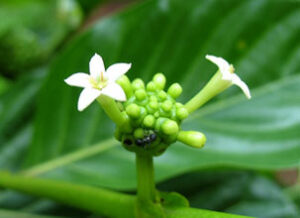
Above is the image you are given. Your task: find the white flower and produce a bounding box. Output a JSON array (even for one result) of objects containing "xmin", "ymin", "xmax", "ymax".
[
  {"xmin": 65, "ymin": 53, "xmax": 131, "ymax": 111},
  {"xmin": 205, "ymin": 55, "xmax": 251, "ymax": 99}
]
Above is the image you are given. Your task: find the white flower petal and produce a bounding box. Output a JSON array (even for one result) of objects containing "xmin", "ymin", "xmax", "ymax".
[
  {"xmin": 64, "ymin": 73, "xmax": 90, "ymax": 88},
  {"xmin": 231, "ymin": 74, "xmax": 251, "ymax": 99},
  {"xmin": 102, "ymin": 83, "xmax": 126, "ymax": 101},
  {"xmin": 205, "ymin": 55, "xmax": 231, "ymax": 77},
  {"xmin": 105, "ymin": 63, "xmax": 131, "ymax": 82},
  {"xmin": 77, "ymin": 88, "xmax": 101, "ymax": 111},
  {"xmin": 89, "ymin": 53, "xmax": 105, "ymax": 79}
]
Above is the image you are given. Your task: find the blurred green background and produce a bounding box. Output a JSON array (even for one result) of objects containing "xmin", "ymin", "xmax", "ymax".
[{"xmin": 0, "ymin": 0, "xmax": 299, "ymax": 217}]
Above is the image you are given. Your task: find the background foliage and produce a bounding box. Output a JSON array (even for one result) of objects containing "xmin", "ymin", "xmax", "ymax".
[{"xmin": 0, "ymin": 0, "xmax": 299, "ymax": 217}]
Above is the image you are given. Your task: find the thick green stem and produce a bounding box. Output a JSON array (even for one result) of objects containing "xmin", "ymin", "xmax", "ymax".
[
  {"xmin": 97, "ymin": 95, "xmax": 126, "ymax": 126},
  {"xmin": 136, "ymin": 154, "xmax": 156, "ymax": 203},
  {"xmin": 0, "ymin": 171, "xmax": 135, "ymax": 218}
]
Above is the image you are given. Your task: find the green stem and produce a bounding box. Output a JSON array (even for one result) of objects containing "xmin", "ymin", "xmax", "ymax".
[
  {"xmin": 97, "ymin": 95, "xmax": 126, "ymax": 127},
  {"xmin": 0, "ymin": 171, "xmax": 135, "ymax": 218},
  {"xmin": 136, "ymin": 153, "xmax": 156, "ymax": 203}
]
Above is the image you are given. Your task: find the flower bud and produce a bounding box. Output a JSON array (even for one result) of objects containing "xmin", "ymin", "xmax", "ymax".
[
  {"xmin": 161, "ymin": 119, "xmax": 179, "ymax": 135},
  {"xmin": 135, "ymin": 89, "xmax": 147, "ymax": 101},
  {"xmin": 126, "ymin": 103, "xmax": 140, "ymax": 119},
  {"xmin": 158, "ymin": 90, "xmax": 167, "ymax": 101},
  {"xmin": 143, "ymin": 115, "xmax": 155, "ymax": 128},
  {"xmin": 153, "ymin": 73, "xmax": 166, "ymax": 90},
  {"xmin": 134, "ymin": 128, "xmax": 144, "ymax": 139},
  {"xmin": 176, "ymin": 107, "xmax": 189, "ymax": 120},
  {"xmin": 162, "ymin": 100, "xmax": 173, "ymax": 112},
  {"xmin": 177, "ymin": 131, "xmax": 206, "ymax": 148},
  {"xmin": 117, "ymin": 75, "xmax": 133, "ymax": 98},
  {"xmin": 168, "ymin": 83, "xmax": 182, "ymax": 99},
  {"xmin": 146, "ymin": 81, "xmax": 157, "ymax": 92},
  {"xmin": 132, "ymin": 78, "xmax": 145, "ymax": 90}
]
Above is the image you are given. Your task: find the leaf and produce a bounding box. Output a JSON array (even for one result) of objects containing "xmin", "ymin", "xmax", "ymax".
[
  {"xmin": 16, "ymin": 0, "xmax": 300, "ymax": 191},
  {"xmin": 0, "ymin": 0, "xmax": 82, "ymax": 77},
  {"xmin": 0, "ymin": 209, "xmax": 61, "ymax": 218},
  {"xmin": 159, "ymin": 171, "xmax": 299, "ymax": 218}
]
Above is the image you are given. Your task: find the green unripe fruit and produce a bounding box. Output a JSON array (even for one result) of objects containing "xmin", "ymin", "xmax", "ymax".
[
  {"xmin": 126, "ymin": 103, "xmax": 140, "ymax": 119},
  {"xmin": 168, "ymin": 83, "xmax": 182, "ymax": 99},
  {"xmin": 146, "ymin": 81, "xmax": 157, "ymax": 92},
  {"xmin": 143, "ymin": 115, "xmax": 155, "ymax": 128},
  {"xmin": 135, "ymin": 89, "xmax": 147, "ymax": 101},
  {"xmin": 153, "ymin": 73, "xmax": 166, "ymax": 90},
  {"xmin": 132, "ymin": 79, "xmax": 145, "ymax": 90},
  {"xmin": 177, "ymin": 131, "xmax": 206, "ymax": 148},
  {"xmin": 176, "ymin": 107, "xmax": 189, "ymax": 120},
  {"xmin": 162, "ymin": 100, "xmax": 173, "ymax": 112},
  {"xmin": 158, "ymin": 90, "xmax": 167, "ymax": 100},
  {"xmin": 134, "ymin": 128, "xmax": 144, "ymax": 139},
  {"xmin": 117, "ymin": 75, "xmax": 133, "ymax": 98},
  {"xmin": 161, "ymin": 120, "xmax": 179, "ymax": 135}
]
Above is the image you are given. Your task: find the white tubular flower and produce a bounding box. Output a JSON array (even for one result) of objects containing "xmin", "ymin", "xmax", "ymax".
[
  {"xmin": 205, "ymin": 55, "xmax": 251, "ymax": 99},
  {"xmin": 65, "ymin": 53, "xmax": 131, "ymax": 111}
]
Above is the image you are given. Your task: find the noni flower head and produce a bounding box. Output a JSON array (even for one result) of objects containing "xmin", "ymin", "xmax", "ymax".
[{"xmin": 65, "ymin": 53, "xmax": 131, "ymax": 111}]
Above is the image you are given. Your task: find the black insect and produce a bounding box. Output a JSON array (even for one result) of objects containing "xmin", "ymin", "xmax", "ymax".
[{"xmin": 135, "ymin": 132, "xmax": 157, "ymax": 147}]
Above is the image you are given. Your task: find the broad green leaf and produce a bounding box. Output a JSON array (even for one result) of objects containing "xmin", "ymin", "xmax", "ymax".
[
  {"xmin": 16, "ymin": 0, "xmax": 300, "ymax": 190},
  {"xmin": 0, "ymin": 0, "xmax": 82, "ymax": 77}
]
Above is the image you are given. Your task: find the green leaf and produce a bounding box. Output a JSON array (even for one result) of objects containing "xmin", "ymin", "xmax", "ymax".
[
  {"xmin": 0, "ymin": 0, "xmax": 82, "ymax": 77},
  {"xmin": 17, "ymin": 0, "xmax": 300, "ymax": 190},
  {"xmin": 0, "ymin": 209, "xmax": 61, "ymax": 218}
]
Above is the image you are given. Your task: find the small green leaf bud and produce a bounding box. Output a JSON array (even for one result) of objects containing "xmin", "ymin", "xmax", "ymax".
[
  {"xmin": 143, "ymin": 115, "xmax": 155, "ymax": 128},
  {"xmin": 146, "ymin": 81, "xmax": 157, "ymax": 92},
  {"xmin": 162, "ymin": 100, "xmax": 173, "ymax": 112},
  {"xmin": 117, "ymin": 75, "xmax": 133, "ymax": 98},
  {"xmin": 132, "ymin": 79, "xmax": 145, "ymax": 90},
  {"xmin": 161, "ymin": 120, "xmax": 179, "ymax": 135},
  {"xmin": 126, "ymin": 103, "xmax": 140, "ymax": 119},
  {"xmin": 168, "ymin": 83, "xmax": 182, "ymax": 99},
  {"xmin": 135, "ymin": 89, "xmax": 147, "ymax": 101},
  {"xmin": 176, "ymin": 107, "xmax": 189, "ymax": 120},
  {"xmin": 158, "ymin": 90, "xmax": 167, "ymax": 100},
  {"xmin": 153, "ymin": 73, "xmax": 166, "ymax": 90},
  {"xmin": 134, "ymin": 128, "xmax": 144, "ymax": 139},
  {"xmin": 177, "ymin": 131, "xmax": 206, "ymax": 148}
]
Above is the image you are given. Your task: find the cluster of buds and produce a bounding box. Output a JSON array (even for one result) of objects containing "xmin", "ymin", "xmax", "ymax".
[
  {"xmin": 115, "ymin": 73, "xmax": 205, "ymax": 156},
  {"xmin": 65, "ymin": 53, "xmax": 251, "ymax": 157}
]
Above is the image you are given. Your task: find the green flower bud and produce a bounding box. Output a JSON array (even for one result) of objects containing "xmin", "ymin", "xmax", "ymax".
[
  {"xmin": 168, "ymin": 83, "xmax": 182, "ymax": 99},
  {"xmin": 175, "ymin": 102, "xmax": 183, "ymax": 108},
  {"xmin": 158, "ymin": 90, "xmax": 167, "ymax": 101},
  {"xmin": 135, "ymin": 89, "xmax": 147, "ymax": 101},
  {"xmin": 146, "ymin": 81, "xmax": 157, "ymax": 92},
  {"xmin": 117, "ymin": 75, "xmax": 133, "ymax": 98},
  {"xmin": 154, "ymin": 111, "xmax": 160, "ymax": 118},
  {"xmin": 153, "ymin": 73, "xmax": 166, "ymax": 90},
  {"xmin": 143, "ymin": 115, "xmax": 155, "ymax": 128},
  {"xmin": 177, "ymin": 131, "xmax": 206, "ymax": 148},
  {"xmin": 176, "ymin": 107, "xmax": 189, "ymax": 120},
  {"xmin": 132, "ymin": 78, "xmax": 145, "ymax": 90},
  {"xmin": 161, "ymin": 119, "xmax": 179, "ymax": 135},
  {"xmin": 149, "ymin": 95, "xmax": 158, "ymax": 102},
  {"xmin": 162, "ymin": 100, "xmax": 173, "ymax": 112},
  {"xmin": 134, "ymin": 128, "xmax": 144, "ymax": 139},
  {"xmin": 149, "ymin": 101, "xmax": 158, "ymax": 110},
  {"xmin": 126, "ymin": 103, "xmax": 140, "ymax": 119}
]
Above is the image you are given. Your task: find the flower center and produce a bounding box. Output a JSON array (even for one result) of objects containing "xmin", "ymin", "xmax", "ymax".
[
  {"xmin": 90, "ymin": 72, "xmax": 108, "ymax": 90},
  {"xmin": 229, "ymin": 65, "xmax": 235, "ymax": 74}
]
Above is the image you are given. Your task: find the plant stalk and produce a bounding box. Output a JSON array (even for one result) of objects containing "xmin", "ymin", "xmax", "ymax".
[{"xmin": 0, "ymin": 171, "xmax": 135, "ymax": 218}]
